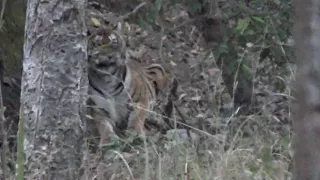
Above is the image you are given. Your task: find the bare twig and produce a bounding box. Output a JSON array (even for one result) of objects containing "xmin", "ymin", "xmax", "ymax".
[
  {"xmin": 167, "ymin": 17, "xmax": 200, "ymax": 34},
  {"xmin": 16, "ymin": 104, "xmax": 25, "ymax": 180},
  {"xmin": 173, "ymin": 103, "xmax": 192, "ymax": 140},
  {"xmin": 159, "ymin": 28, "xmax": 165, "ymax": 62},
  {"xmin": 119, "ymin": 2, "xmax": 147, "ymax": 21},
  {"xmin": 184, "ymin": 161, "xmax": 190, "ymax": 180},
  {"xmin": 0, "ymin": 0, "xmax": 7, "ymax": 30}
]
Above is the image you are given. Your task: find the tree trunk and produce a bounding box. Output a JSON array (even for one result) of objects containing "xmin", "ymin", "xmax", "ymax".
[
  {"xmin": 187, "ymin": 0, "xmax": 253, "ymax": 113},
  {"xmin": 20, "ymin": 0, "xmax": 87, "ymax": 179},
  {"xmin": 293, "ymin": 0, "xmax": 320, "ymax": 179}
]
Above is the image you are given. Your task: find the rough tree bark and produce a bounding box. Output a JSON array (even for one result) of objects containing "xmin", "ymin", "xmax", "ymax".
[
  {"xmin": 21, "ymin": 0, "xmax": 87, "ymax": 179},
  {"xmin": 293, "ymin": 0, "xmax": 320, "ymax": 179}
]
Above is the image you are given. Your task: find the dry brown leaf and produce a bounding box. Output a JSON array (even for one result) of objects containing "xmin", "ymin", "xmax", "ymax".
[
  {"xmin": 190, "ymin": 49, "xmax": 198, "ymax": 54},
  {"xmin": 170, "ymin": 60, "xmax": 177, "ymax": 67},
  {"xmin": 196, "ymin": 114, "xmax": 205, "ymax": 118},
  {"xmin": 191, "ymin": 95, "xmax": 201, "ymax": 101},
  {"xmin": 207, "ymin": 67, "xmax": 220, "ymax": 76},
  {"xmin": 179, "ymin": 93, "xmax": 187, "ymax": 100}
]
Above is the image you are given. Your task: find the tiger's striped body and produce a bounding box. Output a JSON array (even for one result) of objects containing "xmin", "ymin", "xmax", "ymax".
[{"xmin": 87, "ymin": 52, "xmax": 170, "ymax": 145}]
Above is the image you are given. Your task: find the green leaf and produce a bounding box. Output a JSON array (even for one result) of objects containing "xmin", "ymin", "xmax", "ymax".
[
  {"xmin": 137, "ymin": 14, "xmax": 147, "ymax": 30},
  {"xmin": 252, "ymin": 16, "xmax": 265, "ymax": 23},
  {"xmin": 236, "ymin": 17, "xmax": 250, "ymax": 35},
  {"xmin": 187, "ymin": 0, "xmax": 202, "ymax": 14},
  {"xmin": 90, "ymin": 17, "xmax": 101, "ymax": 27},
  {"xmin": 225, "ymin": 59, "xmax": 239, "ymax": 74},
  {"xmin": 260, "ymin": 146, "xmax": 273, "ymax": 169},
  {"xmin": 146, "ymin": 7, "xmax": 157, "ymax": 24},
  {"xmin": 155, "ymin": 0, "xmax": 162, "ymax": 11}
]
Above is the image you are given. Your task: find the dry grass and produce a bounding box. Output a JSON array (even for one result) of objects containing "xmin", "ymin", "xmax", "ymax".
[{"xmin": 81, "ymin": 112, "xmax": 292, "ymax": 180}]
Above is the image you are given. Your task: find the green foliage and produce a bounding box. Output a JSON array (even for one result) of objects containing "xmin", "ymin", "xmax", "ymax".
[
  {"xmin": 221, "ymin": 0, "xmax": 293, "ymax": 66},
  {"xmin": 236, "ymin": 17, "xmax": 251, "ymax": 35},
  {"xmin": 133, "ymin": 0, "xmax": 202, "ymax": 31},
  {"xmin": 132, "ymin": 0, "xmax": 293, "ymax": 71},
  {"xmin": 208, "ymin": 0, "xmax": 293, "ymax": 102},
  {"xmin": 185, "ymin": 0, "xmax": 202, "ymax": 15}
]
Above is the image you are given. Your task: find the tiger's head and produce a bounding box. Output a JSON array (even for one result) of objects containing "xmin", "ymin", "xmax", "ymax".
[
  {"xmin": 88, "ymin": 29, "xmax": 129, "ymax": 97},
  {"xmin": 88, "ymin": 30, "xmax": 127, "ymax": 66}
]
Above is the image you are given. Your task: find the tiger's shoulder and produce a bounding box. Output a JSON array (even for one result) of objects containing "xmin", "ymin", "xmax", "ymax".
[{"xmin": 126, "ymin": 60, "xmax": 172, "ymax": 101}]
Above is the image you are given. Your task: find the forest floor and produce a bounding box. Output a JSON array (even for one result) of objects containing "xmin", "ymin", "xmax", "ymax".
[
  {"xmin": 1, "ymin": 1, "xmax": 293, "ymax": 180},
  {"xmin": 80, "ymin": 2, "xmax": 293, "ymax": 180}
]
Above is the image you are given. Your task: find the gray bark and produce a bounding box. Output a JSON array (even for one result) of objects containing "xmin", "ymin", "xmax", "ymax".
[
  {"xmin": 21, "ymin": 0, "xmax": 87, "ymax": 179},
  {"xmin": 293, "ymin": 0, "xmax": 320, "ymax": 179}
]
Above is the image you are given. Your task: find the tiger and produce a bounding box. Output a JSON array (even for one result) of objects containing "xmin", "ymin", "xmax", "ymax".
[{"xmin": 87, "ymin": 32, "xmax": 173, "ymax": 146}]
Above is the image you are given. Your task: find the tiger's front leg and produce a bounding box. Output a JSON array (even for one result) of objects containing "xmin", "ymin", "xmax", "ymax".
[
  {"xmin": 127, "ymin": 101, "xmax": 149, "ymax": 135},
  {"xmin": 89, "ymin": 108, "xmax": 118, "ymax": 147}
]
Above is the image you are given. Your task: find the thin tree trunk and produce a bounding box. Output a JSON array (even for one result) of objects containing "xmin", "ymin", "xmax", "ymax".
[
  {"xmin": 0, "ymin": 60, "xmax": 9, "ymax": 179},
  {"xmin": 186, "ymin": 0, "xmax": 253, "ymax": 113},
  {"xmin": 293, "ymin": 0, "xmax": 320, "ymax": 179},
  {"xmin": 21, "ymin": 0, "xmax": 88, "ymax": 179}
]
